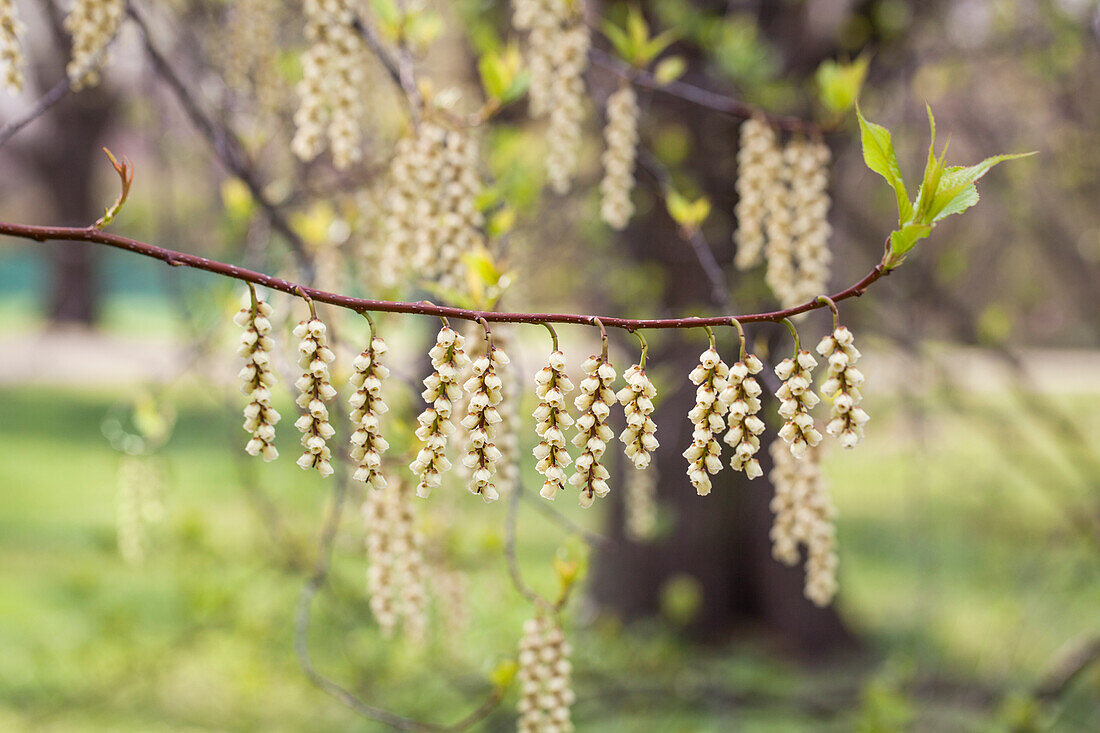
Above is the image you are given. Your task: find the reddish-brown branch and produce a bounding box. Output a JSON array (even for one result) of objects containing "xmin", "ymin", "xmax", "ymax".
[{"xmin": 0, "ymin": 221, "xmax": 888, "ymax": 329}]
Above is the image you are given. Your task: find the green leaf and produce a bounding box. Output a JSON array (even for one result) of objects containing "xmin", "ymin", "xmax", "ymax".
[
  {"xmin": 500, "ymin": 69, "xmax": 530, "ymax": 105},
  {"xmin": 885, "ymin": 223, "xmax": 932, "ymax": 269},
  {"xmin": 602, "ymin": 21, "xmax": 633, "ymax": 63},
  {"xmin": 478, "ymin": 53, "xmax": 509, "ymax": 101},
  {"xmin": 666, "ymin": 190, "xmax": 710, "ymax": 230},
  {"xmin": 653, "ymin": 56, "xmax": 687, "ymax": 85},
  {"xmin": 930, "ymin": 183, "xmax": 979, "ymax": 223},
  {"xmin": 815, "ymin": 53, "xmax": 870, "ymax": 114},
  {"xmin": 926, "ymin": 152, "xmax": 1036, "ymax": 223},
  {"xmin": 626, "ymin": 7, "xmax": 650, "ymax": 57},
  {"xmin": 913, "ymin": 105, "xmax": 948, "ymax": 224},
  {"xmin": 856, "ymin": 106, "xmax": 912, "ymax": 225},
  {"xmin": 641, "ymin": 29, "xmax": 679, "ymax": 65}
]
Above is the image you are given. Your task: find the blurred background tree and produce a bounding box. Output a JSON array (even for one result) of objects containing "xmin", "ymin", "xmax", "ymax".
[{"xmin": 0, "ymin": 0, "xmax": 1097, "ymax": 730}]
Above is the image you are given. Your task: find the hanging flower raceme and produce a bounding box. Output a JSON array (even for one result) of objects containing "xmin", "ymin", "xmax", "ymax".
[
  {"xmin": 363, "ymin": 480, "xmax": 428, "ymax": 639},
  {"xmin": 600, "ymin": 82, "xmax": 639, "ymax": 230},
  {"xmin": 460, "ymin": 331, "xmax": 510, "ymax": 503},
  {"xmin": 625, "ymin": 466, "xmax": 658, "ymax": 542},
  {"xmin": 291, "ymin": 0, "xmax": 369, "ymax": 168},
  {"xmin": 64, "ymin": 0, "xmax": 123, "ymax": 89},
  {"xmin": 533, "ymin": 349, "xmax": 575, "ymax": 500},
  {"xmin": 569, "ymin": 352, "xmax": 616, "ymax": 507},
  {"xmin": 817, "ymin": 325, "xmax": 869, "ymax": 448},
  {"xmin": 410, "ymin": 325, "xmax": 470, "ymax": 498},
  {"xmin": 235, "ymin": 292, "xmax": 280, "ymax": 461},
  {"xmin": 516, "ymin": 615, "xmax": 575, "ymax": 733},
  {"xmin": 293, "ymin": 314, "xmax": 337, "ymax": 476},
  {"xmin": 774, "ymin": 335, "xmax": 822, "ymax": 459},
  {"xmin": 720, "ymin": 348, "xmax": 766, "ymax": 479},
  {"xmin": 1, "ymin": 0, "xmax": 26, "ymax": 94},
  {"xmin": 734, "ymin": 116, "xmax": 780, "ymax": 270},
  {"xmin": 617, "ymin": 360, "xmax": 658, "ymax": 470},
  {"xmin": 683, "ymin": 344, "xmax": 730, "ymax": 495},
  {"xmin": 768, "ymin": 442, "xmax": 838, "ymax": 607},
  {"xmin": 763, "ymin": 142, "xmax": 798, "ymax": 307},
  {"xmin": 787, "ymin": 138, "xmax": 833, "ymax": 304},
  {"xmin": 545, "ymin": 20, "xmax": 590, "ymax": 194},
  {"xmin": 349, "ymin": 333, "xmax": 390, "ymax": 488}
]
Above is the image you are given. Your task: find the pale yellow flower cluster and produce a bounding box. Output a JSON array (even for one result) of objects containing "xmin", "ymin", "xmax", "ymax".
[
  {"xmin": 768, "ymin": 442, "xmax": 838, "ymax": 607},
  {"xmin": 720, "ymin": 354, "xmax": 766, "ymax": 478},
  {"xmin": 817, "ymin": 326, "xmax": 869, "ymax": 448},
  {"xmin": 293, "ymin": 317, "xmax": 337, "ymax": 476},
  {"xmin": 516, "ymin": 616, "xmax": 575, "ymax": 733},
  {"xmin": 733, "ymin": 117, "xmax": 778, "ymax": 270},
  {"xmin": 409, "ymin": 326, "xmax": 470, "ymax": 498},
  {"xmin": 349, "ymin": 336, "xmax": 390, "ymax": 488},
  {"xmin": 363, "ymin": 480, "xmax": 428, "ymax": 639},
  {"xmin": 624, "ymin": 466, "xmax": 658, "ymax": 542},
  {"xmin": 600, "ymin": 83, "xmax": 639, "ymax": 229},
  {"xmin": 513, "ymin": 0, "xmax": 590, "ymax": 194},
  {"xmin": 220, "ymin": 0, "xmax": 282, "ymax": 114},
  {"xmin": 115, "ymin": 456, "xmax": 164, "ymax": 566},
  {"xmin": 617, "ymin": 362, "xmax": 658, "ymax": 469},
  {"xmin": 235, "ymin": 296, "xmax": 280, "ymax": 461},
  {"xmin": 570, "ymin": 355, "xmax": 616, "ymax": 507},
  {"xmin": 683, "ymin": 347, "xmax": 730, "ymax": 495},
  {"xmin": 533, "ymin": 350, "xmax": 575, "ymax": 500},
  {"xmin": 64, "ymin": 0, "xmax": 123, "ymax": 89},
  {"xmin": 774, "ymin": 349, "xmax": 822, "ymax": 459},
  {"xmin": 460, "ymin": 341, "xmax": 510, "ymax": 502},
  {"xmin": 292, "ymin": 0, "xmax": 370, "ymax": 169},
  {"xmin": 1, "ymin": 0, "xmax": 25, "ymax": 94},
  {"xmin": 734, "ymin": 118, "xmax": 834, "ymax": 308},
  {"xmin": 381, "ymin": 122, "xmax": 486, "ymax": 289}
]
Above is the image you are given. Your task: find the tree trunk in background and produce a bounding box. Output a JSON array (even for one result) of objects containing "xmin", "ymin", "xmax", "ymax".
[
  {"xmin": 23, "ymin": 1, "xmax": 118, "ymax": 325},
  {"xmin": 590, "ymin": 0, "xmax": 862, "ymax": 656}
]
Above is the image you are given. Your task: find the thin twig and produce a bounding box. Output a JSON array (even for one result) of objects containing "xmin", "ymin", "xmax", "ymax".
[
  {"xmin": 0, "ymin": 220, "xmax": 890, "ymax": 329},
  {"xmin": 589, "ymin": 47, "xmax": 823, "ymax": 135},
  {"xmin": 125, "ymin": 1, "xmax": 312, "ymax": 272}
]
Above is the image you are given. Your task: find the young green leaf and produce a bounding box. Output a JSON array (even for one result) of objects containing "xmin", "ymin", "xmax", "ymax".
[
  {"xmin": 666, "ymin": 189, "xmax": 710, "ymax": 231},
  {"xmin": 653, "ymin": 56, "xmax": 687, "ymax": 85},
  {"xmin": 856, "ymin": 106, "xmax": 913, "ymax": 225},
  {"xmin": 815, "ymin": 53, "xmax": 870, "ymax": 115},
  {"xmin": 885, "ymin": 223, "xmax": 932, "ymax": 269},
  {"xmin": 912, "ymin": 105, "xmax": 949, "ymax": 224},
  {"xmin": 602, "ymin": 21, "xmax": 634, "ymax": 64},
  {"xmin": 926, "ymin": 152, "xmax": 1036, "ymax": 223}
]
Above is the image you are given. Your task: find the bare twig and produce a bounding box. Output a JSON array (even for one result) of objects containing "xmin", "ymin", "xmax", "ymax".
[
  {"xmin": 125, "ymin": 1, "xmax": 312, "ymax": 272},
  {"xmin": 0, "ymin": 219, "xmax": 890, "ymax": 330}
]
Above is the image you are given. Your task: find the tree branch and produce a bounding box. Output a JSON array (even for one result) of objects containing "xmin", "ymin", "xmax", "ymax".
[{"xmin": 0, "ymin": 220, "xmax": 889, "ymax": 331}]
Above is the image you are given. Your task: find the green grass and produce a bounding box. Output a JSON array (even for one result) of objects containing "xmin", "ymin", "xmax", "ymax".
[{"xmin": 0, "ymin": 386, "xmax": 1097, "ymax": 731}]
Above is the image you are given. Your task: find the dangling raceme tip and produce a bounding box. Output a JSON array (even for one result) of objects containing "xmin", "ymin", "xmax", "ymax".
[
  {"xmin": 683, "ymin": 327, "xmax": 731, "ymax": 495},
  {"xmin": 293, "ymin": 291, "xmax": 337, "ymax": 477}
]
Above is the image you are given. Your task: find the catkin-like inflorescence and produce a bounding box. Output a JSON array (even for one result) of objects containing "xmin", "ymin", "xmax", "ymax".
[
  {"xmin": 460, "ymin": 342, "xmax": 510, "ymax": 503},
  {"xmin": 683, "ymin": 348, "xmax": 730, "ymax": 496},
  {"xmin": 219, "ymin": 0, "xmax": 283, "ymax": 114},
  {"xmin": 380, "ymin": 123, "xmax": 486, "ymax": 289},
  {"xmin": 720, "ymin": 354, "xmax": 766, "ymax": 478},
  {"xmin": 349, "ymin": 336, "xmax": 390, "ymax": 488},
  {"xmin": 774, "ymin": 349, "xmax": 822, "ymax": 459},
  {"xmin": 362, "ymin": 480, "xmax": 428, "ymax": 639},
  {"xmin": 569, "ymin": 354, "xmax": 616, "ymax": 508},
  {"xmin": 410, "ymin": 326, "xmax": 470, "ymax": 498},
  {"xmin": 600, "ymin": 83, "xmax": 639, "ymax": 229},
  {"xmin": 545, "ymin": 22, "xmax": 590, "ymax": 194},
  {"xmin": 616, "ymin": 363, "xmax": 658, "ymax": 469},
  {"xmin": 817, "ymin": 326, "xmax": 869, "ymax": 449},
  {"xmin": 768, "ymin": 442, "xmax": 838, "ymax": 606},
  {"xmin": 625, "ymin": 466, "xmax": 658, "ymax": 542},
  {"xmin": 533, "ymin": 350, "xmax": 575, "ymax": 500},
  {"xmin": 734, "ymin": 117, "xmax": 780, "ymax": 270},
  {"xmin": 292, "ymin": 0, "xmax": 370, "ymax": 168},
  {"xmin": 235, "ymin": 296, "xmax": 280, "ymax": 461},
  {"xmin": 293, "ymin": 317, "xmax": 337, "ymax": 476},
  {"xmin": 516, "ymin": 616, "xmax": 575, "ymax": 733},
  {"xmin": 512, "ymin": 0, "xmax": 558, "ymax": 117},
  {"xmin": 1, "ymin": 0, "xmax": 25, "ymax": 94},
  {"xmin": 763, "ymin": 142, "xmax": 799, "ymax": 307},
  {"xmin": 786, "ymin": 138, "xmax": 833, "ymax": 304},
  {"xmin": 64, "ymin": 0, "xmax": 123, "ymax": 89}
]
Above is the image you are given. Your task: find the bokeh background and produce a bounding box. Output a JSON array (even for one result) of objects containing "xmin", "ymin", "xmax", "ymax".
[{"xmin": 1, "ymin": 0, "xmax": 1099, "ymax": 731}]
